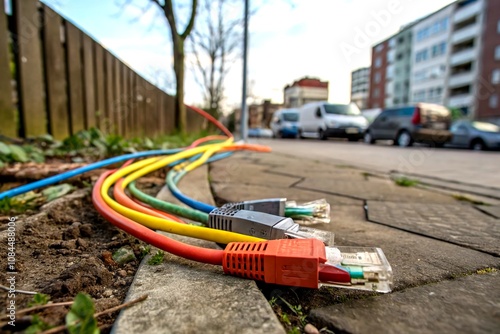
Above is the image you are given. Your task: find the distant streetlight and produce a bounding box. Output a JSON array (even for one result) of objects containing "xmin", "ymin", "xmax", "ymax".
[{"xmin": 240, "ymin": 0, "xmax": 249, "ymax": 141}]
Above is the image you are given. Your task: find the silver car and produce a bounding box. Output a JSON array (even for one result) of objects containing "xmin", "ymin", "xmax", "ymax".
[{"xmin": 450, "ymin": 120, "xmax": 500, "ymax": 151}]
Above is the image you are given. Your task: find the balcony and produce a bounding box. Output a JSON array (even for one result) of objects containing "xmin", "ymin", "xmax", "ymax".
[
  {"xmin": 448, "ymin": 71, "xmax": 476, "ymax": 88},
  {"xmin": 453, "ymin": 0, "xmax": 482, "ymax": 24},
  {"xmin": 448, "ymin": 94, "xmax": 474, "ymax": 107},
  {"xmin": 451, "ymin": 47, "xmax": 478, "ymax": 65},
  {"xmin": 451, "ymin": 23, "xmax": 480, "ymax": 44}
]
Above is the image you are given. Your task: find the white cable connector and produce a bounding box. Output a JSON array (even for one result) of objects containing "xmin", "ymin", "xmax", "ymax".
[
  {"xmin": 209, "ymin": 207, "xmax": 334, "ymax": 245},
  {"xmin": 222, "ymin": 198, "xmax": 331, "ymax": 224}
]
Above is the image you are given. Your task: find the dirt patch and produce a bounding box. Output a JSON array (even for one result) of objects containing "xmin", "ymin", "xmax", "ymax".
[{"xmin": 0, "ymin": 180, "xmax": 164, "ymax": 333}]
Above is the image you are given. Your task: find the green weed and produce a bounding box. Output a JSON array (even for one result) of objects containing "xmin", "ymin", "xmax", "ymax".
[
  {"xmin": 147, "ymin": 251, "xmax": 165, "ymax": 265},
  {"xmin": 394, "ymin": 177, "xmax": 419, "ymax": 187}
]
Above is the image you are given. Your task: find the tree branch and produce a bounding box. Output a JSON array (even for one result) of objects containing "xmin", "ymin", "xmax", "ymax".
[{"xmin": 180, "ymin": 0, "xmax": 198, "ymax": 39}]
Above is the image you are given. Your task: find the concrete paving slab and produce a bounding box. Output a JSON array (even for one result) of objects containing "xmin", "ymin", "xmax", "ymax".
[
  {"xmin": 112, "ymin": 233, "xmax": 284, "ymax": 334},
  {"xmin": 310, "ymin": 205, "xmax": 500, "ymax": 290},
  {"xmin": 112, "ymin": 166, "xmax": 285, "ymax": 334},
  {"xmin": 296, "ymin": 177, "xmax": 457, "ymax": 203},
  {"xmin": 393, "ymin": 172, "xmax": 500, "ymax": 200},
  {"xmin": 233, "ymin": 152, "xmax": 368, "ymax": 179},
  {"xmin": 367, "ymin": 201, "xmax": 500, "ymax": 256},
  {"xmin": 477, "ymin": 205, "xmax": 500, "ymax": 219},
  {"xmin": 210, "ymin": 182, "xmax": 362, "ymax": 206},
  {"xmin": 210, "ymin": 161, "xmax": 302, "ymax": 188},
  {"xmin": 309, "ymin": 271, "xmax": 500, "ymax": 334}
]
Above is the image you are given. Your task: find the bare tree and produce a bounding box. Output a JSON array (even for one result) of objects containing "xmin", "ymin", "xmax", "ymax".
[
  {"xmin": 148, "ymin": 0, "xmax": 197, "ymax": 134},
  {"xmin": 187, "ymin": 0, "xmax": 242, "ymax": 119}
]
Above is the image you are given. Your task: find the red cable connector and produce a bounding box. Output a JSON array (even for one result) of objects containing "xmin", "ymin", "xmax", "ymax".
[
  {"xmin": 222, "ymin": 238, "xmax": 326, "ymax": 289},
  {"xmin": 222, "ymin": 239, "xmax": 393, "ymax": 292}
]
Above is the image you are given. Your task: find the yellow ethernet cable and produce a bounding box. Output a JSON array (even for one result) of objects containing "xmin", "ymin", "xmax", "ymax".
[{"xmin": 100, "ymin": 142, "xmax": 264, "ymax": 244}]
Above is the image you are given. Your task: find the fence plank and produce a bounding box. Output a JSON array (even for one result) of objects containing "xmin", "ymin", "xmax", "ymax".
[
  {"xmin": 66, "ymin": 22, "xmax": 85, "ymax": 134},
  {"xmin": 82, "ymin": 35, "xmax": 96, "ymax": 129},
  {"xmin": 136, "ymin": 76, "xmax": 145, "ymax": 137},
  {"xmin": 158, "ymin": 89, "xmax": 165, "ymax": 136},
  {"xmin": 130, "ymin": 71, "xmax": 137, "ymax": 137},
  {"xmin": 14, "ymin": 0, "xmax": 46, "ymax": 137},
  {"xmin": 121, "ymin": 63, "xmax": 129, "ymax": 137},
  {"xmin": 0, "ymin": 0, "xmax": 16, "ymax": 137},
  {"xmin": 113, "ymin": 58, "xmax": 122, "ymax": 135},
  {"xmin": 42, "ymin": 5, "xmax": 69, "ymax": 140},
  {"xmin": 94, "ymin": 44, "xmax": 105, "ymax": 129},
  {"xmin": 164, "ymin": 94, "xmax": 175, "ymax": 134},
  {"xmin": 146, "ymin": 82, "xmax": 156, "ymax": 137},
  {"xmin": 105, "ymin": 50, "xmax": 114, "ymax": 134}
]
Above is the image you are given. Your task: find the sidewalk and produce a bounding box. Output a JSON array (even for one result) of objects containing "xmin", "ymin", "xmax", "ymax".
[
  {"xmin": 113, "ymin": 151, "xmax": 500, "ymax": 333},
  {"xmin": 209, "ymin": 151, "xmax": 500, "ymax": 333}
]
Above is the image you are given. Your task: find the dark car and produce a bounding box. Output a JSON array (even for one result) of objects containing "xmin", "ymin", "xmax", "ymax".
[
  {"xmin": 363, "ymin": 103, "xmax": 452, "ymax": 147},
  {"xmin": 449, "ymin": 120, "xmax": 500, "ymax": 151}
]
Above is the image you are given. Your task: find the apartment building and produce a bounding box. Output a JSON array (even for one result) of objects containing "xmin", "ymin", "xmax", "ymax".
[
  {"xmin": 368, "ymin": 0, "xmax": 500, "ymax": 123},
  {"xmin": 367, "ymin": 40, "xmax": 389, "ymax": 108},
  {"xmin": 283, "ymin": 77, "xmax": 329, "ymax": 108},
  {"xmin": 390, "ymin": 28, "xmax": 413, "ymax": 106},
  {"xmin": 410, "ymin": 5, "xmax": 454, "ymax": 106},
  {"xmin": 350, "ymin": 67, "xmax": 370, "ymax": 109},
  {"xmin": 470, "ymin": 0, "xmax": 500, "ymax": 122}
]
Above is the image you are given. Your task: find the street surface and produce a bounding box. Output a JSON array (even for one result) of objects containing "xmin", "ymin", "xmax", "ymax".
[{"xmin": 252, "ymin": 138, "xmax": 500, "ymax": 189}]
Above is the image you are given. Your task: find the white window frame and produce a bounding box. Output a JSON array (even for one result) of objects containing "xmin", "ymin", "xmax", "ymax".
[
  {"xmin": 492, "ymin": 69, "xmax": 500, "ymax": 85},
  {"xmin": 495, "ymin": 46, "xmax": 500, "ymax": 61},
  {"xmin": 490, "ymin": 95, "xmax": 498, "ymax": 108}
]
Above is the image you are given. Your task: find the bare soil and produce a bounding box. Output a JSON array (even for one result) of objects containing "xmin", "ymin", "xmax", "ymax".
[{"xmin": 0, "ymin": 176, "xmax": 165, "ymax": 333}]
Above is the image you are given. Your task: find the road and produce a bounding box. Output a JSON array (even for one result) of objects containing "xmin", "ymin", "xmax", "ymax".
[{"xmin": 251, "ymin": 138, "xmax": 500, "ymax": 190}]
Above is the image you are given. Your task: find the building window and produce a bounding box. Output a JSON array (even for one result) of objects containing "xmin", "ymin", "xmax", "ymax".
[
  {"xmin": 375, "ymin": 72, "xmax": 381, "ymax": 83},
  {"xmin": 490, "ymin": 95, "xmax": 498, "ymax": 108},
  {"xmin": 495, "ymin": 46, "xmax": 500, "ymax": 60},
  {"xmin": 375, "ymin": 57, "xmax": 382, "ymax": 68},
  {"xmin": 375, "ymin": 44, "xmax": 384, "ymax": 53},
  {"xmin": 492, "ymin": 69, "xmax": 500, "ymax": 84},
  {"xmin": 498, "ymin": 20, "xmax": 500, "ymax": 34},
  {"xmin": 416, "ymin": 49, "xmax": 429, "ymax": 63},
  {"xmin": 432, "ymin": 42, "xmax": 447, "ymax": 58},
  {"xmin": 373, "ymin": 88, "xmax": 380, "ymax": 98}
]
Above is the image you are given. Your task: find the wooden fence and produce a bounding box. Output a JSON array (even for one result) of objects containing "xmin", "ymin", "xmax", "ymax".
[{"xmin": 0, "ymin": 0, "xmax": 204, "ymax": 139}]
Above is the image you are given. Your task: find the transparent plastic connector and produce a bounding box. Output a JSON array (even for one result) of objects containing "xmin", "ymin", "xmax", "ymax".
[
  {"xmin": 209, "ymin": 207, "xmax": 334, "ymax": 245},
  {"xmin": 319, "ymin": 246, "xmax": 393, "ymax": 293},
  {"xmin": 285, "ymin": 225, "xmax": 334, "ymax": 246},
  {"xmin": 285, "ymin": 199, "xmax": 331, "ymax": 225}
]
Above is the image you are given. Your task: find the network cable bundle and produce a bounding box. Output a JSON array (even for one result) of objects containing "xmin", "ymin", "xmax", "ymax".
[{"xmin": 0, "ymin": 105, "xmax": 393, "ymax": 293}]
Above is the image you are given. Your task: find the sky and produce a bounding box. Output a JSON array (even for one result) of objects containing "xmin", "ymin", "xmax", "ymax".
[{"xmin": 30, "ymin": 0, "xmax": 457, "ymax": 113}]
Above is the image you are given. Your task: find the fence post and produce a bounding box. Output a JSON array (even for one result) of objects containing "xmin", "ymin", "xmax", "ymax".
[
  {"xmin": 0, "ymin": 0, "xmax": 16, "ymax": 137},
  {"xmin": 43, "ymin": 5, "xmax": 69, "ymax": 140},
  {"xmin": 13, "ymin": 0, "xmax": 46, "ymax": 137},
  {"xmin": 82, "ymin": 34, "xmax": 96, "ymax": 129},
  {"xmin": 65, "ymin": 22, "xmax": 85, "ymax": 134}
]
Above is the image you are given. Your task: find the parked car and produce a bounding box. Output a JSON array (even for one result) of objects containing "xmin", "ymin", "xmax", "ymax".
[
  {"xmin": 361, "ymin": 108, "xmax": 382, "ymax": 124},
  {"xmin": 297, "ymin": 102, "xmax": 368, "ymax": 141},
  {"xmin": 449, "ymin": 120, "xmax": 500, "ymax": 151},
  {"xmin": 270, "ymin": 108, "xmax": 299, "ymax": 138},
  {"xmin": 247, "ymin": 128, "xmax": 273, "ymax": 138},
  {"xmin": 363, "ymin": 103, "xmax": 452, "ymax": 147}
]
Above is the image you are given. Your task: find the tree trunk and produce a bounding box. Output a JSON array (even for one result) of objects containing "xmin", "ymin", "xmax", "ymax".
[{"xmin": 173, "ymin": 37, "xmax": 187, "ymax": 134}]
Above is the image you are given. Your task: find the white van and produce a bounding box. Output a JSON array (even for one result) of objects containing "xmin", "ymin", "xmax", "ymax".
[
  {"xmin": 270, "ymin": 108, "xmax": 299, "ymax": 138},
  {"xmin": 297, "ymin": 102, "xmax": 368, "ymax": 141}
]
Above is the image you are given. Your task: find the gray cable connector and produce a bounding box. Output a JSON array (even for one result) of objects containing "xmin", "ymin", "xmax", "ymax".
[
  {"xmin": 209, "ymin": 207, "xmax": 334, "ymax": 245},
  {"xmin": 222, "ymin": 198, "xmax": 286, "ymax": 216}
]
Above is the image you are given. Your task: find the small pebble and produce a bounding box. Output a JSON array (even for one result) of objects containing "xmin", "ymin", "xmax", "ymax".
[
  {"xmin": 103, "ymin": 289, "xmax": 113, "ymax": 298},
  {"xmin": 304, "ymin": 323, "xmax": 319, "ymax": 334},
  {"xmin": 118, "ymin": 269, "xmax": 127, "ymax": 277}
]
